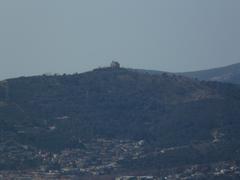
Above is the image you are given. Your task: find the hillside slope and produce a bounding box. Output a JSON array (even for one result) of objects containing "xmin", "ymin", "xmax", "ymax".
[
  {"xmin": 1, "ymin": 67, "xmax": 240, "ymax": 176},
  {"xmin": 134, "ymin": 63, "xmax": 240, "ymax": 84},
  {"xmin": 181, "ymin": 63, "xmax": 240, "ymax": 84}
]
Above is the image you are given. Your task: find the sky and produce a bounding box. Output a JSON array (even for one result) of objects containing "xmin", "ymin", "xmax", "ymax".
[{"xmin": 0, "ymin": 0, "xmax": 240, "ymax": 80}]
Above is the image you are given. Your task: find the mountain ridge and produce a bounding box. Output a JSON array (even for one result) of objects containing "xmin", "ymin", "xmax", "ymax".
[
  {"xmin": 131, "ymin": 62, "xmax": 240, "ymax": 84},
  {"xmin": 180, "ymin": 62, "xmax": 240, "ymax": 84}
]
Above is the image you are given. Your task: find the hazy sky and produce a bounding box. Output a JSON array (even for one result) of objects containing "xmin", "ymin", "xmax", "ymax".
[{"xmin": 0, "ymin": 0, "xmax": 240, "ymax": 80}]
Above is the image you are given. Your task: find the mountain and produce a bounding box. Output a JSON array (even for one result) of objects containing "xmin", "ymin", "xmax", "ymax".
[
  {"xmin": 133, "ymin": 63, "xmax": 240, "ymax": 84},
  {"xmin": 180, "ymin": 63, "xmax": 240, "ymax": 84},
  {"xmin": 1, "ymin": 67, "xmax": 240, "ymax": 178}
]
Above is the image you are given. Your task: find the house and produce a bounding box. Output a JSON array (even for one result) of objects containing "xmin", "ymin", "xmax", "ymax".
[{"xmin": 111, "ymin": 61, "xmax": 120, "ymax": 69}]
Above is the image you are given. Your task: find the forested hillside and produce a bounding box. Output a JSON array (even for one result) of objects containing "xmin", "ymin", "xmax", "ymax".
[{"xmin": 1, "ymin": 67, "xmax": 240, "ymax": 178}]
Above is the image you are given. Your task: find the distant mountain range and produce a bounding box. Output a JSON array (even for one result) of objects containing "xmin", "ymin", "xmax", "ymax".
[
  {"xmin": 181, "ymin": 63, "xmax": 240, "ymax": 84},
  {"xmin": 133, "ymin": 63, "xmax": 240, "ymax": 84},
  {"xmin": 1, "ymin": 66, "xmax": 240, "ymax": 178}
]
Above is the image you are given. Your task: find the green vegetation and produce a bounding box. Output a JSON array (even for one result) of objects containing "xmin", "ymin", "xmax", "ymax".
[{"xmin": 1, "ymin": 67, "xmax": 240, "ymax": 171}]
